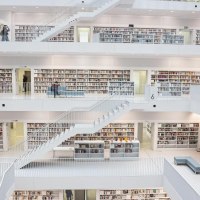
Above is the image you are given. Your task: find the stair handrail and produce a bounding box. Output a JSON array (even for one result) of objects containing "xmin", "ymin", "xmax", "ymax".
[
  {"xmin": 0, "ymin": 162, "xmax": 15, "ymax": 199},
  {"xmin": 14, "ymin": 94, "xmax": 129, "ymax": 169},
  {"xmin": 34, "ymin": 0, "xmax": 115, "ymax": 41},
  {"xmin": 7, "ymin": 94, "xmax": 122, "ymax": 155}
]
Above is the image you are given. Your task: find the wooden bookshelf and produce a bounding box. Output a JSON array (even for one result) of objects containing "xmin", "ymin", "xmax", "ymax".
[
  {"xmin": 157, "ymin": 123, "xmax": 199, "ymax": 149},
  {"xmin": 74, "ymin": 140, "xmax": 105, "ymax": 159},
  {"xmin": 27, "ymin": 123, "xmax": 70, "ymax": 149},
  {"xmin": 109, "ymin": 81, "xmax": 134, "ymax": 95},
  {"xmin": 151, "ymin": 70, "xmax": 200, "ymax": 96},
  {"xmin": 93, "ymin": 26, "xmax": 184, "ymax": 45},
  {"xmin": 196, "ymin": 30, "xmax": 200, "ymax": 45},
  {"xmin": 98, "ymin": 188, "xmax": 171, "ymax": 200},
  {"xmin": 10, "ymin": 190, "xmax": 61, "ymax": 200},
  {"xmin": 0, "ymin": 69, "xmax": 12, "ymax": 93},
  {"xmin": 34, "ymin": 69, "xmax": 131, "ymax": 94}
]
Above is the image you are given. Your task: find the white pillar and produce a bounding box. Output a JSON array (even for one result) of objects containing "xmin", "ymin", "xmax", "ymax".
[{"xmin": 3, "ymin": 122, "xmax": 8, "ymax": 151}]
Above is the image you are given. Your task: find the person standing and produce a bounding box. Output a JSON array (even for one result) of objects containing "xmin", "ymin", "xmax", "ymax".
[
  {"xmin": 23, "ymin": 74, "xmax": 28, "ymax": 93},
  {"xmin": 2, "ymin": 25, "xmax": 10, "ymax": 42},
  {"xmin": 65, "ymin": 190, "xmax": 73, "ymax": 200}
]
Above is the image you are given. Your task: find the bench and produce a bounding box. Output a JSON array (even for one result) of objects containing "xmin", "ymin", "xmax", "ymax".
[{"xmin": 174, "ymin": 156, "xmax": 200, "ymax": 174}]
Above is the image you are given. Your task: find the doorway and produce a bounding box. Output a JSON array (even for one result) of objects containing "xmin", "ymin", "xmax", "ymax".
[
  {"xmin": 77, "ymin": 27, "xmax": 91, "ymax": 42},
  {"xmin": 179, "ymin": 29, "xmax": 193, "ymax": 45},
  {"xmin": 132, "ymin": 70, "xmax": 147, "ymax": 95},
  {"xmin": 16, "ymin": 68, "xmax": 31, "ymax": 95},
  {"xmin": 6, "ymin": 121, "xmax": 24, "ymax": 149},
  {"xmin": 138, "ymin": 122, "xmax": 153, "ymax": 150}
]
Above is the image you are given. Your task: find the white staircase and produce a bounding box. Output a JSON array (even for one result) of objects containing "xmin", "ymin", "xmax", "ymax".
[
  {"xmin": 14, "ymin": 98, "xmax": 131, "ymax": 169},
  {"xmin": 0, "ymin": 162, "xmax": 15, "ymax": 200},
  {"xmin": 34, "ymin": 0, "xmax": 120, "ymax": 42}
]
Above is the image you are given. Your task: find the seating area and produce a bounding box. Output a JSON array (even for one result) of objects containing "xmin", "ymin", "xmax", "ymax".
[
  {"xmin": 47, "ymin": 86, "xmax": 85, "ymax": 97},
  {"xmin": 174, "ymin": 156, "xmax": 200, "ymax": 174}
]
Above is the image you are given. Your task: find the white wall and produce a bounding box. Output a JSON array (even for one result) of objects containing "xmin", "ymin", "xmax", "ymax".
[{"xmin": 15, "ymin": 175, "xmax": 163, "ymax": 190}]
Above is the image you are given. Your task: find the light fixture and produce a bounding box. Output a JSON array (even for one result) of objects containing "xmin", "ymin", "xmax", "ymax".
[
  {"xmin": 148, "ymin": 10, "xmax": 152, "ymax": 12},
  {"xmin": 170, "ymin": 10, "xmax": 174, "ymax": 13},
  {"xmin": 192, "ymin": 11, "xmax": 195, "ymax": 14},
  {"xmin": 12, "ymin": 6, "xmax": 16, "ymax": 9},
  {"xmin": 35, "ymin": 6, "xmax": 39, "ymax": 9}
]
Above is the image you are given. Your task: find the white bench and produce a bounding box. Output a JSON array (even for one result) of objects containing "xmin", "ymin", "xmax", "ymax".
[{"xmin": 53, "ymin": 147, "xmax": 74, "ymax": 158}]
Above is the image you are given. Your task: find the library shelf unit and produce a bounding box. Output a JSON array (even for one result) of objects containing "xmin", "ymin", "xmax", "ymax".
[
  {"xmin": 15, "ymin": 25, "xmax": 74, "ymax": 42},
  {"xmin": 93, "ymin": 26, "xmax": 134, "ymax": 43},
  {"xmin": 0, "ymin": 123, "xmax": 4, "ymax": 150},
  {"xmin": 34, "ymin": 69, "xmax": 131, "ymax": 94},
  {"xmin": 15, "ymin": 25, "xmax": 54, "ymax": 42},
  {"xmin": 157, "ymin": 123, "xmax": 199, "ymax": 149},
  {"xmin": 97, "ymin": 188, "xmax": 171, "ymax": 200},
  {"xmin": 93, "ymin": 26, "xmax": 184, "ymax": 45},
  {"xmin": 74, "ymin": 140, "xmax": 105, "ymax": 159},
  {"xmin": 48, "ymin": 26, "xmax": 74, "ymax": 42},
  {"xmin": 151, "ymin": 70, "xmax": 200, "ymax": 96},
  {"xmin": 110, "ymin": 140, "xmax": 140, "ymax": 159},
  {"xmin": 27, "ymin": 123, "xmax": 70, "ymax": 149},
  {"xmin": 146, "ymin": 122, "xmax": 152, "ymax": 135},
  {"xmin": 9, "ymin": 190, "xmax": 61, "ymax": 200},
  {"xmin": 196, "ymin": 30, "xmax": 200, "ymax": 45},
  {"xmin": 63, "ymin": 123, "xmax": 135, "ymax": 147},
  {"xmin": 108, "ymin": 81, "xmax": 134, "ymax": 96},
  {"xmin": 0, "ymin": 68, "xmax": 13, "ymax": 93}
]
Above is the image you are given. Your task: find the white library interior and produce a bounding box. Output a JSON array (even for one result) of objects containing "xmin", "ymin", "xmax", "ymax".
[{"xmin": 1, "ymin": 0, "xmax": 200, "ymax": 200}]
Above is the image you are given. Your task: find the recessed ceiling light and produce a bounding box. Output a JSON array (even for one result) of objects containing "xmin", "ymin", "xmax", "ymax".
[
  {"xmin": 192, "ymin": 11, "xmax": 195, "ymax": 14},
  {"xmin": 12, "ymin": 6, "xmax": 16, "ymax": 9},
  {"xmin": 148, "ymin": 10, "xmax": 152, "ymax": 12},
  {"xmin": 170, "ymin": 10, "xmax": 174, "ymax": 13},
  {"xmin": 35, "ymin": 6, "xmax": 39, "ymax": 9},
  {"xmin": 81, "ymin": 7, "xmax": 85, "ymax": 10}
]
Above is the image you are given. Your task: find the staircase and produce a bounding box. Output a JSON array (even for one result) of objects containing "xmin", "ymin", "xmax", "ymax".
[
  {"xmin": 14, "ymin": 97, "xmax": 131, "ymax": 169},
  {"xmin": 34, "ymin": 0, "xmax": 120, "ymax": 42}
]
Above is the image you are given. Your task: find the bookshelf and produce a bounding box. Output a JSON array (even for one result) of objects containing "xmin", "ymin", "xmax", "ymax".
[
  {"xmin": 146, "ymin": 122, "xmax": 152, "ymax": 135},
  {"xmin": 196, "ymin": 30, "xmax": 200, "ymax": 45},
  {"xmin": 0, "ymin": 123, "xmax": 4, "ymax": 150},
  {"xmin": 27, "ymin": 123, "xmax": 70, "ymax": 149},
  {"xmin": 74, "ymin": 140, "xmax": 105, "ymax": 159},
  {"xmin": 48, "ymin": 26, "xmax": 74, "ymax": 42},
  {"xmin": 0, "ymin": 69, "xmax": 12, "ymax": 93},
  {"xmin": 15, "ymin": 25, "xmax": 54, "ymax": 42},
  {"xmin": 93, "ymin": 26, "xmax": 184, "ymax": 45},
  {"xmin": 151, "ymin": 70, "xmax": 200, "ymax": 96},
  {"xmin": 34, "ymin": 69, "xmax": 131, "ymax": 94},
  {"xmin": 93, "ymin": 27, "xmax": 133, "ymax": 43},
  {"xmin": 110, "ymin": 140, "xmax": 139, "ymax": 159},
  {"xmin": 98, "ymin": 188, "xmax": 171, "ymax": 200},
  {"xmin": 15, "ymin": 25, "xmax": 74, "ymax": 42},
  {"xmin": 63, "ymin": 123, "xmax": 135, "ymax": 147},
  {"xmin": 10, "ymin": 190, "xmax": 61, "ymax": 200},
  {"xmin": 108, "ymin": 81, "xmax": 134, "ymax": 95},
  {"xmin": 157, "ymin": 123, "xmax": 199, "ymax": 149}
]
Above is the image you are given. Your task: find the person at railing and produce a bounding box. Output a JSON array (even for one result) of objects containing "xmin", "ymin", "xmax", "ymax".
[
  {"xmin": 51, "ymin": 81, "xmax": 60, "ymax": 98},
  {"xmin": 65, "ymin": 190, "xmax": 73, "ymax": 200},
  {"xmin": 1, "ymin": 25, "xmax": 10, "ymax": 42},
  {"xmin": 23, "ymin": 74, "xmax": 28, "ymax": 93}
]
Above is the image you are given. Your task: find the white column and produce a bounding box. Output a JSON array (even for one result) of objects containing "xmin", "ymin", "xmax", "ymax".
[
  {"xmin": 31, "ymin": 68, "xmax": 34, "ymax": 96},
  {"xmin": 24, "ymin": 122, "xmax": 28, "ymax": 151},
  {"xmin": 152, "ymin": 122, "xmax": 158, "ymax": 150},
  {"xmin": 12, "ymin": 68, "xmax": 16, "ymax": 96},
  {"xmin": 3, "ymin": 122, "xmax": 8, "ymax": 151},
  {"xmin": 197, "ymin": 123, "xmax": 200, "ymax": 150},
  {"xmin": 134, "ymin": 122, "xmax": 138, "ymax": 140}
]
